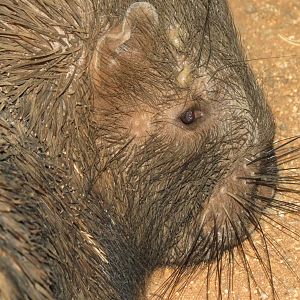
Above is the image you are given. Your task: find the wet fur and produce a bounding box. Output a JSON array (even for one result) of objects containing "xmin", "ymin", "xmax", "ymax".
[{"xmin": 0, "ymin": 0, "xmax": 299, "ymax": 299}]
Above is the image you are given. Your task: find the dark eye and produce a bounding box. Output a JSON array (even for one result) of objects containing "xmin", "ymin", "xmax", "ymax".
[{"xmin": 180, "ymin": 110, "xmax": 196, "ymax": 125}]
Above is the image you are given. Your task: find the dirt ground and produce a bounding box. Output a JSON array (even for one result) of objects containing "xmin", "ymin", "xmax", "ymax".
[{"xmin": 147, "ymin": 0, "xmax": 300, "ymax": 299}]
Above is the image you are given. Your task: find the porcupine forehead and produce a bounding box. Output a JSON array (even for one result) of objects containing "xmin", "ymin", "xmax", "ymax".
[
  {"xmin": 93, "ymin": 0, "xmax": 246, "ymax": 85},
  {"xmin": 88, "ymin": 1, "xmax": 262, "ymax": 150}
]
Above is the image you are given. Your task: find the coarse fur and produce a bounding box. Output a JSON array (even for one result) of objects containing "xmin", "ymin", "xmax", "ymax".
[{"xmin": 0, "ymin": 0, "xmax": 299, "ymax": 299}]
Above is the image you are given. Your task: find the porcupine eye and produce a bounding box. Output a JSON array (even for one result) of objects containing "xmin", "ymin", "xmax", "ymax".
[{"xmin": 180, "ymin": 109, "xmax": 196, "ymax": 125}]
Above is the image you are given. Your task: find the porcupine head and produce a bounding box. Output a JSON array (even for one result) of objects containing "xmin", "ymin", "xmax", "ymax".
[{"xmin": 90, "ymin": 1, "xmax": 276, "ymax": 269}]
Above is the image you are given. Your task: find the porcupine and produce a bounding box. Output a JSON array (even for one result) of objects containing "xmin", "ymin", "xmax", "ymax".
[{"xmin": 0, "ymin": 0, "xmax": 299, "ymax": 299}]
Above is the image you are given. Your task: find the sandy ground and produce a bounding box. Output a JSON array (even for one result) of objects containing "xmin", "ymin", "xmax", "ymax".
[{"xmin": 147, "ymin": 1, "xmax": 300, "ymax": 299}]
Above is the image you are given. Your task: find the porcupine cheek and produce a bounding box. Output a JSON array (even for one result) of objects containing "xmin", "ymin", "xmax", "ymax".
[
  {"xmin": 201, "ymin": 158, "xmax": 276, "ymax": 249},
  {"xmin": 127, "ymin": 110, "xmax": 154, "ymax": 139}
]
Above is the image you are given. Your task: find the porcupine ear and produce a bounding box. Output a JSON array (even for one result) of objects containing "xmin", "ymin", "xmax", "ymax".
[
  {"xmin": 110, "ymin": 2, "xmax": 159, "ymax": 49},
  {"xmin": 91, "ymin": 2, "xmax": 159, "ymax": 95}
]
